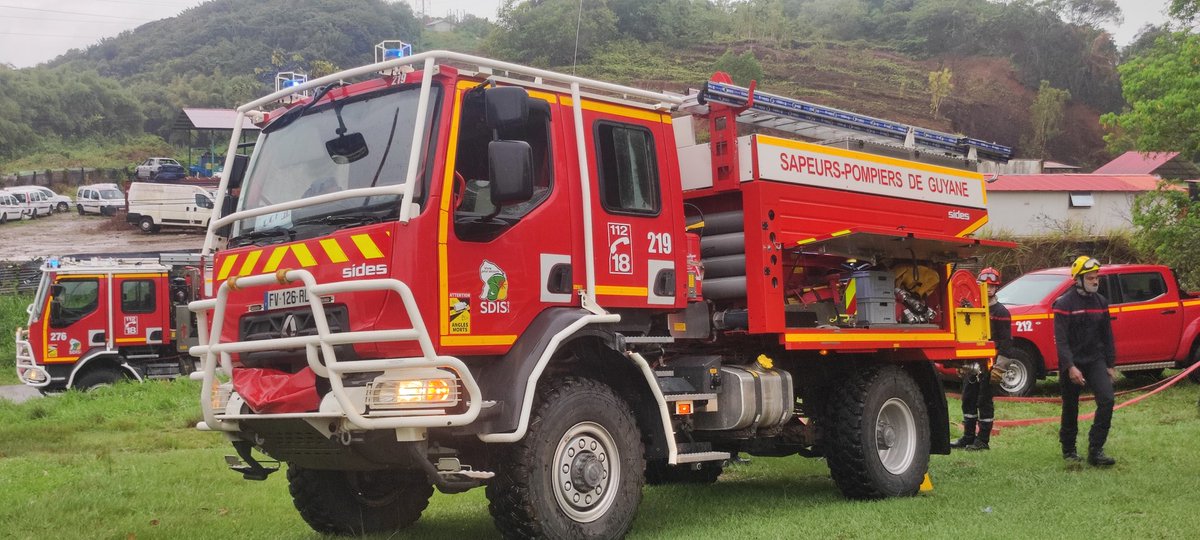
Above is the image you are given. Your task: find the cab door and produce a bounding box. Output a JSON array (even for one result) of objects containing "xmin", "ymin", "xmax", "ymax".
[
  {"xmin": 582, "ymin": 108, "xmax": 685, "ymax": 310},
  {"xmin": 114, "ymin": 274, "xmax": 169, "ymax": 347},
  {"xmin": 439, "ymin": 83, "xmax": 575, "ymax": 353},
  {"xmin": 1108, "ymin": 271, "xmax": 1180, "ymax": 362},
  {"xmin": 44, "ymin": 275, "xmax": 108, "ymax": 363}
]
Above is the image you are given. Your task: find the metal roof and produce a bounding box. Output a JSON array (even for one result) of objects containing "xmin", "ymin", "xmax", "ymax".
[
  {"xmin": 1091, "ymin": 151, "xmax": 1199, "ymax": 179},
  {"xmin": 172, "ymin": 108, "xmax": 260, "ymax": 131},
  {"xmin": 986, "ymin": 174, "xmax": 1163, "ymax": 192}
]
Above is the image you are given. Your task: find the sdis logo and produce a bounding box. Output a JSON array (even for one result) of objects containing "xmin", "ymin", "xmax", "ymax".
[{"xmin": 342, "ymin": 263, "xmax": 388, "ymax": 278}]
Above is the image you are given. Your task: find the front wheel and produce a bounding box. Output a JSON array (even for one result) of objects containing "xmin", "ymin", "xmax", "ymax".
[
  {"xmin": 487, "ymin": 377, "xmax": 645, "ymax": 539},
  {"xmin": 75, "ymin": 368, "xmax": 123, "ymax": 391},
  {"xmin": 822, "ymin": 365, "xmax": 930, "ymax": 499},
  {"xmin": 77, "ymin": 204, "xmax": 85, "ymax": 215},
  {"xmin": 998, "ymin": 348, "xmax": 1037, "ymax": 397},
  {"xmin": 139, "ymin": 216, "xmax": 159, "ymax": 233},
  {"xmin": 287, "ymin": 466, "xmax": 432, "ymax": 535},
  {"xmin": 57, "ymin": 202, "xmax": 68, "ymax": 213}
]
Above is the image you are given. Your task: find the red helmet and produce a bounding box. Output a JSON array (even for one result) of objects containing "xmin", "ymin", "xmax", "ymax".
[{"xmin": 978, "ymin": 267, "xmax": 1001, "ymax": 286}]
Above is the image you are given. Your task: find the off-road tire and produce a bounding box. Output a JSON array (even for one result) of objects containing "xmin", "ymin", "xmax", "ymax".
[
  {"xmin": 287, "ymin": 465, "xmax": 432, "ymax": 535},
  {"xmin": 644, "ymin": 459, "xmax": 723, "ymax": 485},
  {"xmin": 822, "ymin": 364, "xmax": 930, "ymax": 499},
  {"xmin": 139, "ymin": 216, "xmax": 159, "ymax": 233},
  {"xmin": 998, "ymin": 347, "xmax": 1037, "ymax": 397},
  {"xmin": 75, "ymin": 368, "xmax": 122, "ymax": 391},
  {"xmin": 486, "ymin": 377, "xmax": 645, "ymax": 539}
]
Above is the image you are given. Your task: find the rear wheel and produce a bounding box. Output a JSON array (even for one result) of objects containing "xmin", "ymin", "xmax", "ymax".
[
  {"xmin": 1189, "ymin": 345, "xmax": 1200, "ymax": 384},
  {"xmin": 287, "ymin": 466, "xmax": 432, "ymax": 535},
  {"xmin": 998, "ymin": 348, "xmax": 1037, "ymax": 397},
  {"xmin": 1124, "ymin": 368, "xmax": 1164, "ymax": 383},
  {"xmin": 822, "ymin": 365, "xmax": 930, "ymax": 499},
  {"xmin": 487, "ymin": 377, "xmax": 644, "ymax": 539}
]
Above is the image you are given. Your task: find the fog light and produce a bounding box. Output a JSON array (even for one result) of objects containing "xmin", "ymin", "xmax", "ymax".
[
  {"xmin": 22, "ymin": 369, "xmax": 45, "ymax": 383},
  {"xmin": 368, "ymin": 369, "xmax": 460, "ymax": 410},
  {"xmin": 211, "ymin": 382, "xmax": 233, "ymax": 411}
]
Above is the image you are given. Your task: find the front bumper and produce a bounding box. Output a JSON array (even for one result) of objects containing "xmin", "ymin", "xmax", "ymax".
[
  {"xmin": 14, "ymin": 328, "xmax": 50, "ymax": 388},
  {"xmin": 190, "ymin": 269, "xmax": 483, "ymax": 437}
]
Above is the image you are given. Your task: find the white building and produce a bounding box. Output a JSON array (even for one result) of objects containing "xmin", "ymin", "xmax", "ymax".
[{"xmin": 982, "ymin": 174, "xmax": 1162, "ymax": 236}]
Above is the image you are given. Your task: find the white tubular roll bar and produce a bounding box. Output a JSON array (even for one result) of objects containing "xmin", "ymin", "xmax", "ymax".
[{"xmin": 188, "ymin": 269, "xmax": 482, "ymax": 432}]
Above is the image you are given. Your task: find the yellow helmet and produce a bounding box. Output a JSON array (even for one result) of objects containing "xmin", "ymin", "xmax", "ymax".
[{"xmin": 1070, "ymin": 256, "xmax": 1101, "ymax": 279}]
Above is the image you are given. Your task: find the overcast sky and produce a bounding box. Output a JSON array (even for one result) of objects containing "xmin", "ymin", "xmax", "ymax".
[{"xmin": 0, "ymin": 0, "xmax": 1173, "ymax": 69}]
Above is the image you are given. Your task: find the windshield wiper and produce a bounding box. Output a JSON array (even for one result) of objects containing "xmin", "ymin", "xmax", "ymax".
[
  {"xmin": 293, "ymin": 214, "xmax": 382, "ymax": 228},
  {"xmin": 263, "ymin": 82, "xmax": 344, "ymax": 134},
  {"xmin": 228, "ymin": 226, "xmax": 295, "ymax": 248}
]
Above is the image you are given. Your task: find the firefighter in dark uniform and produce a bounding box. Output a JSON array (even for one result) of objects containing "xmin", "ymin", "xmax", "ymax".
[
  {"xmin": 1054, "ymin": 255, "xmax": 1117, "ymax": 466},
  {"xmin": 951, "ymin": 267, "xmax": 1013, "ymax": 450}
]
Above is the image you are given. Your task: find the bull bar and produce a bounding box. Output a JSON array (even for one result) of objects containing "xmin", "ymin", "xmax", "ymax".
[
  {"xmin": 189, "ymin": 269, "xmax": 482, "ymax": 433},
  {"xmin": 13, "ymin": 328, "xmax": 51, "ymax": 388}
]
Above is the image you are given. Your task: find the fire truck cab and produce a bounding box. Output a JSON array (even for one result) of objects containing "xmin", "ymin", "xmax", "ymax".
[
  {"xmin": 191, "ymin": 50, "xmax": 1013, "ymax": 538},
  {"xmin": 16, "ymin": 254, "xmax": 201, "ymax": 391}
]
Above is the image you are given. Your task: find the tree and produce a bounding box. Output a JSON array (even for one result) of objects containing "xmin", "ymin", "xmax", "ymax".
[
  {"xmin": 1100, "ymin": 32, "xmax": 1200, "ymax": 160},
  {"xmin": 926, "ymin": 67, "xmax": 953, "ymax": 117},
  {"xmin": 489, "ymin": 0, "xmax": 618, "ymax": 66},
  {"xmin": 1023, "ymin": 80, "xmax": 1070, "ymax": 158},
  {"xmin": 1169, "ymin": 0, "xmax": 1200, "ymax": 21},
  {"xmin": 1039, "ymin": 0, "xmax": 1123, "ymax": 28},
  {"xmin": 713, "ymin": 50, "xmax": 764, "ymax": 86},
  {"xmin": 1130, "ymin": 186, "xmax": 1200, "ymax": 289}
]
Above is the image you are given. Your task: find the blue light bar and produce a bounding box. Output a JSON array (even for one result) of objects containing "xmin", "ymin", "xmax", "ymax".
[{"xmin": 384, "ymin": 43, "xmax": 412, "ymax": 60}]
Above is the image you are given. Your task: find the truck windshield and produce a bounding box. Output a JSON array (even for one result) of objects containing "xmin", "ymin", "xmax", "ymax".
[
  {"xmin": 231, "ymin": 84, "xmax": 441, "ymax": 244},
  {"xmin": 996, "ymin": 273, "xmax": 1066, "ymax": 306}
]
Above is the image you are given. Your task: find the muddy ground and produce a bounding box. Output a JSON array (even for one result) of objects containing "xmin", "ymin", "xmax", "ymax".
[{"xmin": 0, "ymin": 210, "xmax": 203, "ymax": 261}]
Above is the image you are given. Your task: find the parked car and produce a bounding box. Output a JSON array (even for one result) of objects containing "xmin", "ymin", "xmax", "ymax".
[
  {"xmin": 126, "ymin": 182, "xmax": 215, "ymax": 232},
  {"xmin": 76, "ymin": 184, "xmax": 126, "ymax": 215},
  {"xmin": 135, "ymin": 157, "xmax": 182, "ymax": 180},
  {"xmin": 0, "ymin": 190, "xmax": 24, "ymax": 223},
  {"xmin": 7, "ymin": 186, "xmax": 53, "ymax": 218},
  {"xmin": 24, "ymin": 185, "xmax": 72, "ymax": 213},
  {"xmin": 958, "ymin": 264, "xmax": 1200, "ymax": 396},
  {"xmin": 152, "ymin": 163, "xmax": 188, "ymax": 182}
]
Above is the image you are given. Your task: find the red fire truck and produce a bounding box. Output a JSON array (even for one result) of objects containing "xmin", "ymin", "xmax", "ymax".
[
  {"xmin": 15, "ymin": 254, "xmax": 202, "ymax": 391},
  {"xmin": 190, "ymin": 51, "xmax": 1013, "ymax": 537}
]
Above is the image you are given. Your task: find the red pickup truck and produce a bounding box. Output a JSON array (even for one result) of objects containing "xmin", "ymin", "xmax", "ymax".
[{"xmin": 992, "ymin": 264, "xmax": 1200, "ymax": 396}]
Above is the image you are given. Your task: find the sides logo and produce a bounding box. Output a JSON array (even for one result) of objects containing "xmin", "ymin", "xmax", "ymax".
[
  {"xmin": 343, "ymin": 263, "xmax": 388, "ymax": 278},
  {"xmin": 947, "ymin": 210, "xmax": 971, "ymax": 221},
  {"xmin": 479, "ymin": 260, "xmax": 510, "ymax": 314}
]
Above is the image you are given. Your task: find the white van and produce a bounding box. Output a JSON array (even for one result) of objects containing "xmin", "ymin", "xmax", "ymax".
[
  {"xmin": 25, "ymin": 186, "xmax": 73, "ymax": 213},
  {"xmin": 0, "ymin": 190, "xmax": 24, "ymax": 223},
  {"xmin": 7, "ymin": 186, "xmax": 53, "ymax": 218},
  {"xmin": 76, "ymin": 184, "xmax": 125, "ymax": 215},
  {"xmin": 126, "ymin": 182, "xmax": 215, "ymax": 233}
]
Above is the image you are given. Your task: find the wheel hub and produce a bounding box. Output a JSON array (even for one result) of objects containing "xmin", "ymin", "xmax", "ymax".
[
  {"xmin": 553, "ymin": 422, "xmax": 619, "ymax": 523},
  {"xmin": 877, "ymin": 422, "xmax": 897, "ymax": 449}
]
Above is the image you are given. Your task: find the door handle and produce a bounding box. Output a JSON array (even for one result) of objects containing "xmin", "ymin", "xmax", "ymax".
[{"xmin": 1161, "ymin": 309, "xmax": 1177, "ymax": 315}]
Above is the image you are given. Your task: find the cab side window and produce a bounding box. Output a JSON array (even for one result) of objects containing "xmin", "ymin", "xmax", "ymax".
[
  {"xmin": 595, "ymin": 122, "xmax": 660, "ymax": 215},
  {"xmin": 452, "ymin": 88, "xmax": 553, "ymax": 242},
  {"xmin": 1117, "ymin": 272, "xmax": 1166, "ymax": 304},
  {"xmin": 122, "ymin": 280, "xmax": 156, "ymax": 313},
  {"xmin": 50, "ymin": 279, "xmax": 100, "ymax": 328}
]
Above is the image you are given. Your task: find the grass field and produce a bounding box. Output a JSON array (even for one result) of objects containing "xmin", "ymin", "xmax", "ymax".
[{"xmin": 0, "ymin": 375, "xmax": 1197, "ymax": 540}]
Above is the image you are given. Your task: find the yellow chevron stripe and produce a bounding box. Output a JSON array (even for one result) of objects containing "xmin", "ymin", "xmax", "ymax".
[
  {"xmin": 352, "ymin": 234, "xmax": 384, "ymax": 259},
  {"xmin": 238, "ymin": 250, "xmax": 262, "ymax": 276},
  {"xmin": 291, "ymin": 244, "xmax": 317, "ymax": 267},
  {"xmin": 217, "ymin": 255, "xmax": 238, "ymax": 280},
  {"xmin": 262, "ymin": 246, "xmax": 288, "ymax": 272},
  {"xmin": 319, "ymin": 238, "xmax": 349, "ymax": 263}
]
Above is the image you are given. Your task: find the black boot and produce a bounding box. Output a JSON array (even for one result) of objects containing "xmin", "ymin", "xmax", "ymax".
[
  {"xmin": 967, "ymin": 421, "xmax": 992, "ymax": 451},
  {"xmin": 1063, "ymin": 446, "xmax": 1081, "ymax": 462},
  {"xmin": 950, "ymin": 418, "xmax": 977, "ymax": 449},
  {"xmin": 1088, "ymin": 448, "xmax": 1116, "ymax": 467}
]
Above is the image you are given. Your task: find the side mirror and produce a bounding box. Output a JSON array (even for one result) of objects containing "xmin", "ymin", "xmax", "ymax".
[
  {"xmin": 227, "ymin": 154, "xmax": 249, "ymax": 190},
  {"xmin": 488, "ymin": 140, "xmax": 534, "ymax": 205},
  {"xmin": 485, "ymin": 87, "xmax": 529, "ymax": 132}
]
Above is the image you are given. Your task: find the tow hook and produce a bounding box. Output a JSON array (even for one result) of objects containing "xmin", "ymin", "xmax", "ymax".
[{"xmin": 226, "ymin": 440, "xmax": 280, "ymax": 481}]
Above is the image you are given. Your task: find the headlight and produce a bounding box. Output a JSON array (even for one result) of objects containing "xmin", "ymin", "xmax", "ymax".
[
  {"xmin": 211, "ymin": 381, "xmax": 233, "ymax": 411},
  {"xmin": 367, "ymin": 368, "xmax": 460, "ymax": 410}
]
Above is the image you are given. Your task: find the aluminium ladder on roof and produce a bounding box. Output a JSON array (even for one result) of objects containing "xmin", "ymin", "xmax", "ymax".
[{"xmin": 680, "ymin": 80, "xmax": 1013, "ymax": 163}]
